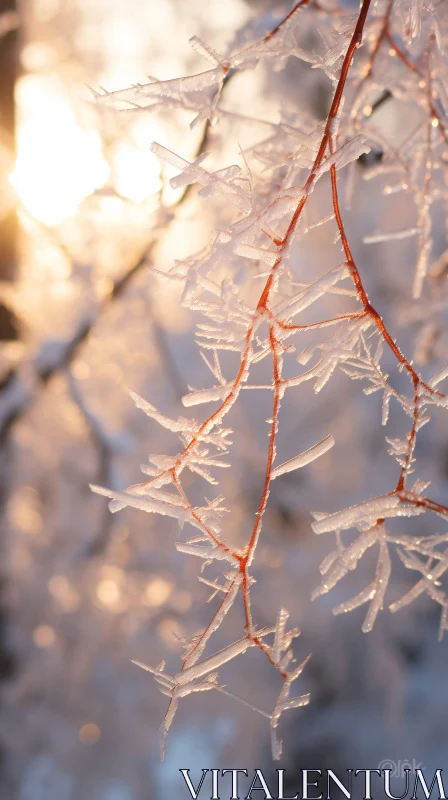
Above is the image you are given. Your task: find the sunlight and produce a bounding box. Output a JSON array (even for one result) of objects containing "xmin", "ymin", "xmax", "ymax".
[
  {"xmin": 113, "ymin": 141, "xmax": 161, "ymax": 203},
  {"xmin": 10, "ymin": 75, "xmax": 109, "ymax": 225}
]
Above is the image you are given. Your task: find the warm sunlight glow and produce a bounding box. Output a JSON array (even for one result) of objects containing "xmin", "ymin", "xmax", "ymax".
[
  {"xmin": 78, "ymin": 723, "xmax": 101, "ymax": 745},
  {"xmin": 113, "ymin": 142, "xmax": 162, "ymax": 203},
  {"xmin": 96, "ymin": 579, "xmax": 121, "ymax": 607},
  {"xmin": 10, "ymin": 75, "xmax": 109, "ymax": 225},
  {"xmin": 144, "ymin": 577, "xmax": 172, "ymax": 608}
]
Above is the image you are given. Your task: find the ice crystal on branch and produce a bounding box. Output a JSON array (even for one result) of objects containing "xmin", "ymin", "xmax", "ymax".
[{"xmin": 91, "ymin": 0, "xmax": 448, "ymax": 759}]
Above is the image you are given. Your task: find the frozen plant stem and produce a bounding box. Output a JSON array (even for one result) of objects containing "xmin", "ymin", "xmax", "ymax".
[{"xmin": 91, "ymin": 0, "xmax": 448, "ymax": 758}]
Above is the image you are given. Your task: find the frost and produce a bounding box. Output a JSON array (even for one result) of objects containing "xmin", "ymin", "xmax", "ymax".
[
  {"xmin": 182, "ymin": 384, "xmax": 232, "ymax": 408},
  {"xmin": 429, "ymin": 366, "xmax": 448, "ymax": 389},
  {"xmin": 273, "ymin": 263, "xmax": 351, "ymax": 322},
  {"xmin": 176, "ymin": 541, "xmax": 238, "ymax": 564},
  {"xmin": 236, "ymin": 244, "xmax": 279, "ymax": 267},
  {"xmin": 271, "ymin": 434, "xmax": 334, "ymax": 479},
  {"xmin": 85, "ymin": 0, "xmax": 448, "ymax": 764},
  {"xmin": 272, "ymin": 607, "xmax": 290, "ymax": 663},
  {"xmin": 364, "ymin": 227, "xmax": 421, "ymax": 244},
  {"xmin": 189, "ymin": 36, "xmax": 224, "ymax": 68},
  {"xmin": 151, "ymin": 143, "xmax": 251, "ymax": 212},
  {"xmin": 314, "ymin": 135, "xmax": 371, "ymax": 178},
  {"xmin": 335, "ymin": 537, "xmax": 391, "ymax": 633},
  {"xmin": 312, "ymin": 495, "xmax": 424, "ymax": 535},
  {"xmin": 174, "ymin": 636, "xmax": 255, "ymax": 685}
]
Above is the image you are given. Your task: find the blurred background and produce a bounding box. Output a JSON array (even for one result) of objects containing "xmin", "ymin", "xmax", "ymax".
[{"xmin": 0, "ymin": 0, "xmax": 447, "ymax": 797}]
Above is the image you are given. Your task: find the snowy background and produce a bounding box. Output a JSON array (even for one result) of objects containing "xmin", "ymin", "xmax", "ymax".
[{"xmin": 0, "ymin": 0, "xmax": 447, "ymax": 797}]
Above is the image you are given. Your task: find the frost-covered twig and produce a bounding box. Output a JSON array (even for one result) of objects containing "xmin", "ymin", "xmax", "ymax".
[{"xmin": 90, "ymin": 0, "xmax": 448, "ymax": 759}]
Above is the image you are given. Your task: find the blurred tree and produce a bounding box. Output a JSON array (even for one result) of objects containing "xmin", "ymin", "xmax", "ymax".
[{"xmin": 0, "ymin": 0, "xmax": 19, "ymax": 339}]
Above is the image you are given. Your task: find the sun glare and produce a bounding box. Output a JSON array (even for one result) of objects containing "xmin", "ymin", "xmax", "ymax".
[
  {"xmin": 10, "ymin": 75, "xmax": 109, "ymax": 225},
  {"xmin": 113, "ymin": 141, "xmax": 162, "ymax": 203}
]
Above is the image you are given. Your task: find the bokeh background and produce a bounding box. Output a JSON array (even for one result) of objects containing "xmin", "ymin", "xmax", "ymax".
[{"xmin": 0, "ymin": 0, "xmax": 447, "ymax": 797}]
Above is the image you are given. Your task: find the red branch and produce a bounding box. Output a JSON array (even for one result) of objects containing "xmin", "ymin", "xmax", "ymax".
[{"xmin": 129, "ymin": 0, "xmax": 448, "ymax": 740}]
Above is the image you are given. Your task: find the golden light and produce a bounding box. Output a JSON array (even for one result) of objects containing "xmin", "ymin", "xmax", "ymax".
[
  {"xmin": 78, "ymin": 723, "xmax": 101, "ymax": 745},
  {"xmin": 8, "ymin": 493, "xmax": 42, "ymax": 535},
  {"xmin": 48, "ymin": 574, "xmax": 80, "ymax": 613},
  {"xmin": 113, "ymin": 142, "xmax": 161, "ymax": 203},
  {"xmin": 96, "ymin": 578, "xmax": 121, "ymax": 607},
  {"xmin": 170, "ymin": 590, "xmax": 192, "ymax": 613},
  {"xmin": 33, "ymin": 624, "xmax": 56, "ymax": 647},
  {"xmin": 157, "ymin": 617, "xmax": 182, "ymax": 648},
  {"xmin": 10, "ymin": 75, "xmax": 109, "ymax": 225},
  {"xmin": 144, "ymin": 577, "xmax": 172, "ymax": 608}
]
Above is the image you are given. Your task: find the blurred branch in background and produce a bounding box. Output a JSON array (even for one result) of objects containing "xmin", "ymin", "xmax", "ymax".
[{"xmin": 0, "ymin": 0, "xmax": 20, "ymax": 338}]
